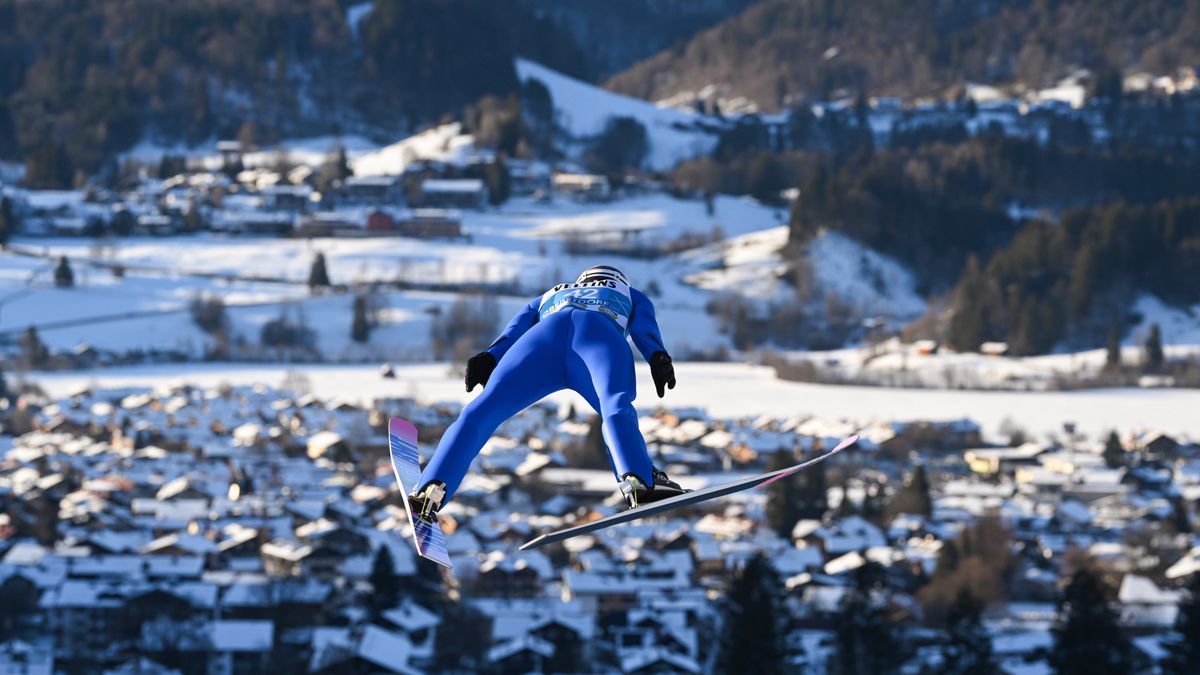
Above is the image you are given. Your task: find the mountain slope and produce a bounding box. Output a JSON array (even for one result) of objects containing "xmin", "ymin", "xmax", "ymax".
[
  {"xmin": 0, "ymin": 0, "xmax": 586, "ymax": 176},
  {"xmin": 606, "ymin": 0, "xmax": 1200, "ymax": 111},
  {"xmin": 516, "ymin": 59, "xmax": 719, "ymax": 170},
  {"xmin": 518, "ymin": 0, "xmax": 758, "ymax": 80}
]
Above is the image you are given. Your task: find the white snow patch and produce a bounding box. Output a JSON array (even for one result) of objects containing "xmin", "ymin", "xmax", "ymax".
[
  {"xmin": 351, "ymin": 123, "xmax": 477, "ymax": 176},
  {"xmin": 515, "ymin": 58, "xmax": 718, "ymax": 171},
  {"xmin": 966, "ymin": 83, "xmax": 1007, "ymax": 102},
  {"xmin": 682, "ymin": 226, "xmax": 792, "ymax": 301},
  {"xmin": 805, "ymin": 229, "xmax": 926, "ymax": 320},
  {"xmin": 1128, "ymin": 295, "xmax": 1200, "ymax": 346},
  {"xmin": 1029, "ymin": 71, "xmax": 1090, "ymax": 109}
]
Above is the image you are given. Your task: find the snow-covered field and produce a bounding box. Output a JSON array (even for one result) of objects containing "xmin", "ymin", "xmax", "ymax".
[
  {"xmin": 8, "ymin": 189, "xmax": 1200, "ymax": 387},
  {"xmin": 25, "ymin": 361, "xmax": 1200, "ymax": 441},
  {"xmin": 3, "ymin": 194, "xmax": 792, "ymax": 358}
]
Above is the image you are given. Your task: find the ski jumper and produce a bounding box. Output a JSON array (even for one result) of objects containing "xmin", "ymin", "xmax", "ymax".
[{"xmin": 419, "ymin": 280, "xmax": 667, "ymax": 500}]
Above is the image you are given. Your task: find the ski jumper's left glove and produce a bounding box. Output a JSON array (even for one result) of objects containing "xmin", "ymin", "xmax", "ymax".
[
  {"xmin": 650, "ymin": 351, "xmax": 676, "ymax": 398},
  {"xmin": 465, "ymin": 352, "xmax": 498, "ymax": 392}
]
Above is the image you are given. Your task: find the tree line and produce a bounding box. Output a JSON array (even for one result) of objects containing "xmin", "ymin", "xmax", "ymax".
[{"xmin": 0, "ymin": 0, "xmax": 587, "ymax": 184}]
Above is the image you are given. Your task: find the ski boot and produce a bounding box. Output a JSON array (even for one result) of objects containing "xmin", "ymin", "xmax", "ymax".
[
  {"xmin": 408, "ymin": 481, "xmax": 446, "ymax": 523},
  {"xmin": 617, "ymin": 467, "xmax": 688, "ymax": 509}
]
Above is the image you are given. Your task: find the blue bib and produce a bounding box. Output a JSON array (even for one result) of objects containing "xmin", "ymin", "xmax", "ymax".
[{"xmin": 538, "ymin": 280, "xmax": 633, "ymax": 332}]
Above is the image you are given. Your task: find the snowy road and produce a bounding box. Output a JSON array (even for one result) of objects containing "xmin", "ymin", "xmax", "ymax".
[{"xmin": 25, "ymin": 362, "xmax": 1200, "ymax": 441}]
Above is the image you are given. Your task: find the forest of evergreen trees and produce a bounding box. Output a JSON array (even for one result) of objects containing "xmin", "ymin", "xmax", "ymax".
[
  {"xmin": 765, "ymin": 134, "xmax": 1200, "ymax": 355},
  {"xmin": 0, "ymin": 0, "xmax": 587, "ymax": 182},
  {"xmin": 607, "ymin": 0, "xmax": 1200, "ymax": 109}
]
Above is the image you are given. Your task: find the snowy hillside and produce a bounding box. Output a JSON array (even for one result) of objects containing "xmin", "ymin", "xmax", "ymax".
[
  {"xmin": 351, "ymin": 123, "xmax": 478, "ymax": 177},
  {"xmin": 804, "ymin": 230, "xmax": 926, "ymax": 321},
  {"xmin": 515, "ymin": 59, "xmax": 720, "ymax": 170},
  {"xmin": 681, "ymin": 226, "xmax": 927, "ymax": 326},
  {"xmin": 683, "ymin": 227, "xmax": 794, "ymax": 302},
  {"xmin": 1129, "ymin": 295, "xmax": 1200, "ymax": 346}
]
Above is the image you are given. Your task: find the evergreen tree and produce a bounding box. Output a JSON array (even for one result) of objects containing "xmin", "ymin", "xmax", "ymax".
[
  {"xmin": 53, "ymin": 256, "xmax": 74, "ymax": 288},
  {"xmin": 1162, "ymin": 573, "xmax": 1200, "ymax": 674},
  {"xmin": 368, "ymin": 546, "xmax": 400, "ymax": 618},
  {"xmin": 1104, "ymin": 326, "xmax": 1121, "ymax": 371},
  {"xmin": 716, "ymin": 554, "xmax": 788, "ymax": 675},
  {"xmin": 766, "ymin": 451, "xmax": 805, "ymax": 539},
  {"xmin": 947, "ymin": 256, "xmax": 990, "ymax": 352},
  {"xmin": 789, "ymin": 454, "xmax": 827, "ymax": 521},
  {"xmin": 24, "ymin": 140, "xmax": 74, "ymax": 189},
  {"xmin": 889, "ymin": 465, "xmax": 932, "ymax": 517},
  {"xmin": 333, "ymin": 145, "xmax": 352, "ymax": 182},
  {"xmin": 484, "ymin": 155, "xmax": 511, "ymax": 206},
  {"xmin": 747, "ymin": 153, "xmax": 787, "ymax": 204},
  {"xmin": 938, "ymin": 588, "xmax": 995, "ymax": 674},
  {"xmin": 1170, "ymin": 497, "xmax": 1192, "ymax": 535},
  {"xmin": 1144, "ymin": 323, "xmax": 1165, "ymax": 372},
  {"xmin": 351, "ymin": 295, "xmax": 370, "ymax": 343},
  {"xmin": 860, "ymin": 480, "xmax": 885, "ymax": 526},
  {"xmin": 1049, "ymin": 566, "xmax": 1133, "ymax": 675},
  {"xmin": 828, "ymin": 564, "xmax": 900, "ymax": 675},
  {"xmin": 586, "ymin": 116, "xmax": 647, "ymax": 174},
  {"xmin": 0, "ymin": 576, "xmax": 39, "ymax": 641},
  {"xmin": 19, "ymin": 326, "xmax": 48, "ymax": 368},
  {"xmin": 0, "ymin": 196, "xmax": 15, "ymax": 246},
  {"xmin": 308, "ymin": 253, "xmax": 330, "ymax": 290},
  {"xmin": 434, "ymin": 600, "xmax": 493, "ymax": 672},
  {"xmin": 1102, "ymin": 431, "xmax": 1124, "ymax": 469}
]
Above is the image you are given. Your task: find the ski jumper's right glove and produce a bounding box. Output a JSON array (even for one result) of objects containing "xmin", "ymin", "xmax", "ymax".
[
  {"xmin": 465, "ymin": 352, "xmax": 498, "ymax": 392},
  {"xmin": 650, "ymin": 351, "xmax": 676, "ymax": 398}
]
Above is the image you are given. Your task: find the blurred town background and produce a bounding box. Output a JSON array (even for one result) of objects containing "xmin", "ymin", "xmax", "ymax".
[{"xmin": 1, "ymin": 1, "xmax": 1200, "ymax": 673}]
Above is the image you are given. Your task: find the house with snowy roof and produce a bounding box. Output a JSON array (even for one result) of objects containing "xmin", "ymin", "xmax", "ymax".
[
  {"xmin": 1118, "ymin": 574, "xmax": 1181, "ymax": 629},
  {"xmin": 309, "ymin": 625, "xmax": 423, "ymax": 675},
  {"xmin": 378, "ymin": 600, "xmax": 440, "ymax": 661},
  {"xmin": 486, "ymin": 634, "xmax": 555, "ymax": 673},
  {"xmin": 0, "ymin": 640, "xmax": 53, "ymax": 675},
  {"xmin": 619, "ymin": 646, "xmax": 702, "ymax": 674}
]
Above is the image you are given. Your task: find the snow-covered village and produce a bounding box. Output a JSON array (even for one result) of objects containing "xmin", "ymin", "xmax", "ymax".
[
  {"xmin": 2, "ymin": 376, "xmax": 1199, "ymax": 674},
  {"xmin": 3, "ymin": 2, "xmax": 1200, "ymax": 674}
]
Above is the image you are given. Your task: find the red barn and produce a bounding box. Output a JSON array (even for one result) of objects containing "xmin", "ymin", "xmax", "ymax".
[{"xmin": 366, "ymin": 211, "xmax": 395, "ymax": 232}]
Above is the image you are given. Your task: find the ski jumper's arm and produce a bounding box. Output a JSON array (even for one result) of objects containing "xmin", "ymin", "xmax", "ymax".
[
  {"xmin": 628, "ymin": 287, "xmax": 669, "ymax": 361},
  {"xmin": 485, "ymin": 296, "xmax": 541, "ymax": 361}
]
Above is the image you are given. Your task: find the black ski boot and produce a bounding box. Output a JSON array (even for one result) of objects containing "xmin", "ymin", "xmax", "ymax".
[
  {"xmin": 408, "ymin": 481, "xmax": 446, "ymax": 523},
  {"xmin": 618, "ymin": 467, "xmax": 688, "ymax": 509}
]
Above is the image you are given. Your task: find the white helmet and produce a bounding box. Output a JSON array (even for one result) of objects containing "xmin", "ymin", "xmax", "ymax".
[{"xmin": 576, "ymin": 265, "xmax": 629, "ymax": 286}]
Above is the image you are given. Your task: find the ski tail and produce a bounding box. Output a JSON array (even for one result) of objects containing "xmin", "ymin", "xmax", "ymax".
[{"xmin": 388, "ymin": 418, "xmax": 452, "ymax": 568}]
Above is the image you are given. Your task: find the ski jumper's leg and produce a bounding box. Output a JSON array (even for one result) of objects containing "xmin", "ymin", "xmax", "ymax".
[
  {"xmin": 420, "ymin": 313, "xmax": 569, "ymax": 499},
  {"xmin": 566, "ymin": 311, "xmax": 655, "ymax": 486}
]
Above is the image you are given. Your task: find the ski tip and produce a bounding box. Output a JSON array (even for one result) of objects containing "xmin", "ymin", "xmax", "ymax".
[
  {"xmin": 388, "ymin": 417, "xmax": 418, "ymax": 441},
  {"xmin": 833, "ymin": 434, "xmax": 860, "ymax": 453},
  {"xmin": 519, "ymin": 535, "xmax": 547, "ymax": 551}
]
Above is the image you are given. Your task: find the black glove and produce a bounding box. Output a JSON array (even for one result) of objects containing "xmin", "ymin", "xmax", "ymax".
[
  {"xmin": 650, "ymin": 351, "xmax": 676, "ymax": 398},
  {"xmin": 465, "ymin": 352, "xmax": 497, "ymax": 392}
]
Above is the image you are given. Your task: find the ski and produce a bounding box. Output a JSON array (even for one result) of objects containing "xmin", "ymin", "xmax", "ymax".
[
  {"xmin": 520, "ymin": 434, "xmax": 859, "ymax": 551},
  {"xmin": 387, "ymin": 418, "xmax": 453, "ymax": 568}
]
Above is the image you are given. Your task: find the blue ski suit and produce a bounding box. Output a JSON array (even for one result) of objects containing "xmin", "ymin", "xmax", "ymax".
[{"xmin": 419, "ymin": 282, "xmax": 667, "ymax": 500}]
